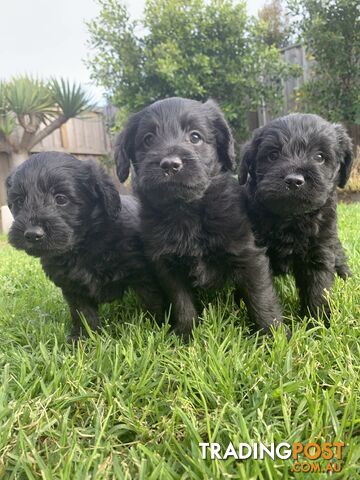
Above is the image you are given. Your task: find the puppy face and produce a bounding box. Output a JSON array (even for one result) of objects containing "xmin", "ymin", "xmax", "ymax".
[
  {"xmin": 239, "ymin": 114, "xmax": 353, "ymax": 216},
  {"xmin": 6, "ymin": 152, "xmax": 121, "ymax": 257},
  {"xmin": 114, "ymin": 97, "xmax": 235, "ymax": 204}
]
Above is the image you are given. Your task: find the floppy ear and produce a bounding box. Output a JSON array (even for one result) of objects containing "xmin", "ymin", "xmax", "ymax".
[
  {"xmin": 114, "ymin": 112, "xmax": 141, "ymax": 183},
  {"xmin": 87, "ymin": 161, "xmax": 121, "ymax": 220},
  {"xmin": 238, "ymin": 128, "xmax": 262, "ymax": 185},
  {"xmin": 334, "ymin": 124, "xmax": 353, "ymax": 188},
  {"xmin": 5, "ymin": 171, "xmax": 15, "ymax": 211},
  {"xmin": 204, "ymin": 99, "xmax": 235, "ymax": 172},
  {"xmin": 5, "ymin": 171, "xmax": 14, "ymax": 191}
]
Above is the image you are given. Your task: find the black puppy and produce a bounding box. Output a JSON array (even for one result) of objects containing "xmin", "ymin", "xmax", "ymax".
[
  {"xmin": 115, "ymin": 97, "xmax": 285, "ymax": 339},
  {"xmin": 238, "ymin": 113, "xmax": 353, "ymax": 319},
  {"xmin": 6, "ymin": 152, "xmax": 166, "ymax": 340}
]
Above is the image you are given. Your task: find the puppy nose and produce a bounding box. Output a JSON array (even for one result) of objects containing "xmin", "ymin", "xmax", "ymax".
[
  {"xmin": 285, "ymin": 174, "xmax": 305, "ymax": 189},
  {"xmin": 160, "ymin": 156, "xmax": 183, "ymax": 175},
  {"xmin": 24, "ymin": 226, "xmax": 45, "ymax": 242}
]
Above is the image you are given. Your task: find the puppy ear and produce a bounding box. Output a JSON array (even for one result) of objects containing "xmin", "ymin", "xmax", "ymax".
[
  {"xmin": 5, "ymin": 171, "xmax": 13, "ymax": 191},
  {"xmin": 5, "ymin": 171, "xmax": 14, "ymax": 211},
  {"xmin": 87, "ymin": 161, "xmax": 121, "ymax": 220},
  {"xmin": 238, "ymin": 128, "xmax": 262, "ymax": 185},
  {"xmin": 334, "ymin": 124, "xmax": 353, "ymax": 188},
  {"xmin": 114, "ymin": 112, "xmax": 141, "ymax": 183},
  {"xmin": 204, "ymin": 99, "xmax": 235, "ymax": 172}
]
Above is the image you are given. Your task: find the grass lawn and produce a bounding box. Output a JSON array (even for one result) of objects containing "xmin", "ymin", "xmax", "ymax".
[{"xmin": 0, "ymin": 203, "xmax": 359, "ymax": 479}]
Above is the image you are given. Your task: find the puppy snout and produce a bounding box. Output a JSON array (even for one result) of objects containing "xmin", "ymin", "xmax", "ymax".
[
  {"xmin": 24, "ymin": 226, "xmax": 45, "ymax": 243},
  {"xmin": 160, "ymin": 156, "xmax": 183, "ymax": 176},
  {"xmin": 284, "ymin": 173, "xmax": 305, "ymax": 190}
]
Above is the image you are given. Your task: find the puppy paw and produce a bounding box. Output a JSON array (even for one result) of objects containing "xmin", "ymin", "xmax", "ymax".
[
  {"xmin": 172, "ymin": 324, "xmax": 194, "ymax": 343},
  {"xmin": 67, "ymin": 333, "xmax": 81, "ymax": 344},
  {"xmin": 335, "ymin": 265, "xmax": 352, "ymax": 280},
  {"xmin": 67, "ymin": 328, "xmax": 89, "ymax": 343},
  {"xmin": 267, "ymin": 321, "xmax": 292, "ymax": 341}
]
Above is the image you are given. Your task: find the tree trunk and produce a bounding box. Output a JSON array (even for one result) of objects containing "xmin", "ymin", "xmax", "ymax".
[{"xmin": 10, "ymin": 151, "xmax": 29, "ymax": 170}]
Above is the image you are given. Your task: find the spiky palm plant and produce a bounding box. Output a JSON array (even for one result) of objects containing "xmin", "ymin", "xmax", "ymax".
[
  {"xmin": 0, "ymin": 82, "xmax": 16, "ymax": 140},
  {"xmin": 51, "ymin": 78, "xmax": 93, "ymax": 118},
  {"xmin": 0, "ymin": 76, "xmax": 93, "ymax": 168}
]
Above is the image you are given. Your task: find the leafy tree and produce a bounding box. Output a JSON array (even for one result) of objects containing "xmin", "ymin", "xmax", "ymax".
[
  {"xmin": 0, "ymin": 76, "xmax": 93, "ymax": 168},
  {"xmin": 87, "ymin": 0, "xmax": 296, "ymax": 139},
  {"xmin": 288, "ymin": 0, "xmax": 360, "ymax": 123},
  {"xmin": 257, "ymin": 0, "xmax": 292, "ymax": 48}
]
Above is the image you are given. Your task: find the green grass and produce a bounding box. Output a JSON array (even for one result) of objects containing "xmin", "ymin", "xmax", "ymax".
[{"xmin": 0, "ymin": 204, "xmax": 359, "ymax": 479}]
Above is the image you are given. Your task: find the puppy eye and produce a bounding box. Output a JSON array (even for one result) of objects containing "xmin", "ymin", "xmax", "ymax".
[
  {"xmin": 55, "ymin": 194, "xmax": 68, "ymax": 206},
  {"xmin": 189, "ymin": 131, "xmax": 202, "ymax": 144},
  {"xmin": 144, "ymin": 133, "xmax": 155, "ymax": 147},
  {"xmin": 15, "ymin": 198, "xmax": 24, "ymax": 209},
  {"xmin": 268, "ymin": 151, "xmax": 278, "ymax": 161},
  {"xmin": 314, "ymin": 153, "xmax": 325, "ymax": 164}
]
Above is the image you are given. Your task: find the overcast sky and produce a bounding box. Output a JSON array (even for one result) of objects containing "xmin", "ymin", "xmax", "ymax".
[{"xmin": 0, "ymin": 0, "xmax": 266, "ymax": 103}]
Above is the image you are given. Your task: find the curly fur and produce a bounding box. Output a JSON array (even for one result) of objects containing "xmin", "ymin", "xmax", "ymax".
[
  {"xmin": 238, "ymin": 113, "xmax": 353, "ymax": 319},
  {"xmin": 115, "ymin": 97, "xmax": 285, "ymax": 338},
  {"xmin": 6, "ymin": 152, "xmax": 166, "ymax": 340}
]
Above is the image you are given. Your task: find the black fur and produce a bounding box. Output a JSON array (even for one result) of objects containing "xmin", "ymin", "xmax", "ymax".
[
  {"xmin": 238, "ymin": 113, "xmax": 353, "ymax": 319},
  {"xmin": 115, "ymin": 97, "xmax": 284, "ymax": 339},
  {"xmin": 6, "ymin": 152, "xmax": 166, "ymax": 340}
]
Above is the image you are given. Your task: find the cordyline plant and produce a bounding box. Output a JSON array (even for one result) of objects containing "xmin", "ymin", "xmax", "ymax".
[{"xmin": 0, "ymin": 76, "xmax": 93, "ymax": 168}]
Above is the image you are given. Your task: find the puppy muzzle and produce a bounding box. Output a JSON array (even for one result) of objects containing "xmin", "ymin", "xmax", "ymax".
[
  {"xmin": 160, "ymin": 156, "xmax": 183, "ymax": 176},
  {"xmin": 284, "ymin": 173, "xmax": 305, "ymax": 190},
  {"xmin": 24, "ymin": 225, "xmax": 46, "ymax": 243}
]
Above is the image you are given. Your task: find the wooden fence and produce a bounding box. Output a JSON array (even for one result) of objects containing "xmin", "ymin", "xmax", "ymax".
[
  {"xmin": 31, "ymin": 110, "xmax": 111, "ymax": 157},
  {"xmin": 348, "ymin": 124, "xmax": 360, "ymax": 154}
]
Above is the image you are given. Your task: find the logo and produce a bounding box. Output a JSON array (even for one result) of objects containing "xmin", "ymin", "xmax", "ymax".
[{"xmin": 199, "ymin": 441, "xmax": 345, "ymax": 473}]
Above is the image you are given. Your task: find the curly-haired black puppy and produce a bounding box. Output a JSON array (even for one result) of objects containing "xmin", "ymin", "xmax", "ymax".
[
  {"xmin": 114, "ymin": 97, "xmax": 285, "ymax": 339},
  {"xmin": 238, "ymin": 113, "xmax": 353, "ymax": 320},
  {"xmin": 6, "ymin": 152, "xmax": 166, "ymax": 340}
]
